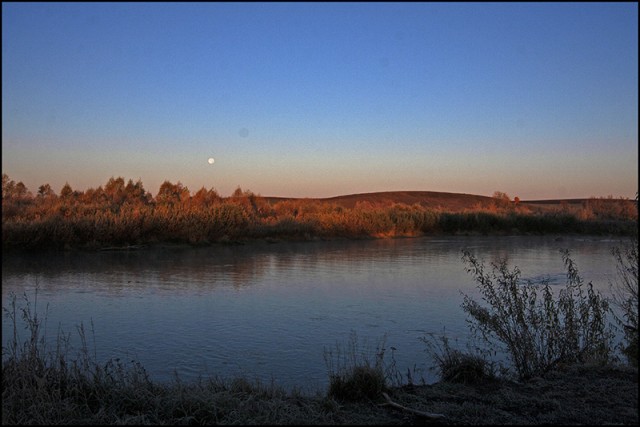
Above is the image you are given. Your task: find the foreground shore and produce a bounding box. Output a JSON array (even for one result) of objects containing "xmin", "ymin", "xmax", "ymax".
[
  {"xmin": 3, "ymin": 362, "xmax": 637, "ymax": 425},
  {"xmin": 359, "ymin": 364, "xmax": 638, "ymax": 425}
]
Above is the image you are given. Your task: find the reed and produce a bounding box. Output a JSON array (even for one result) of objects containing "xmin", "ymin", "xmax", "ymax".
[
  {"xmin": 610, "ymin": 233, "xmax": 639, "ymax": 366},
  {"xmin": 3, "ymin": 174, "xmax": 637, "ymax": 251},
  {"xmin": 421, "ymin": 334, "xmax": 496, "ymax": 384},
  {"xmin": 323, "ymin": 331, "xmax": 389, "ymax": 402},
  {"xmin": 459, "ymin": 249, "xmax": 615, "ymax": 380}
]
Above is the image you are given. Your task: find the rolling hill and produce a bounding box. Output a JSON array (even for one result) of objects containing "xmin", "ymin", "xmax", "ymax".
[{"xmin": 263, "ymin": 191, "xmax": 593, "ymax": 213}]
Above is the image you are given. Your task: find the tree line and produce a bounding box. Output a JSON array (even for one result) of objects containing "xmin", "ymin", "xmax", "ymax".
[{"xmin": 2, "ymin": 174, "xmax": 637, "ymax": 250}]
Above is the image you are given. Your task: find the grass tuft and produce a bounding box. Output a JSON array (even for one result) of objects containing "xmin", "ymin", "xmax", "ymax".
[
  {"xmin": 324, "ymin": 331, "xmax": 389, "ymax": 402},
  {"xmin": 422, "ymin": 334, "xmax": 496, "ymax": 384}
]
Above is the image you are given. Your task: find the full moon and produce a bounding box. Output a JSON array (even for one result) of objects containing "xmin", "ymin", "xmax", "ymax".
[{"xmin": 207, "ymin": 158, "xmax": 215, "ymax": 164}]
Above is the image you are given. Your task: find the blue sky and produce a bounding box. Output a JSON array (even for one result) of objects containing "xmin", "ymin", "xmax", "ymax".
[{"xmin": 2, "ymin": 2, "xmax": 638, "ymax": 199}]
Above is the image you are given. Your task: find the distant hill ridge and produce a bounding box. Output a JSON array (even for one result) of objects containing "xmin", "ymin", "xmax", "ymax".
[
  {"xmin": 318, "ymin": 191, "xmax": 495, "ymax": 210},
  {"xmin": 262, "ymin": 190, "xmax": 587, "ymax": 212},
  {"xmin": 262, "ymin": 190, "xmax": 636, "ymax": 213}
]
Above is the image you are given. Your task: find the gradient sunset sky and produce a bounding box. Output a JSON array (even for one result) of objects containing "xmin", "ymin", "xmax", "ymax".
[{"xmin": 2, "ymin": 2, "xmax": 638, "ymax": 200}]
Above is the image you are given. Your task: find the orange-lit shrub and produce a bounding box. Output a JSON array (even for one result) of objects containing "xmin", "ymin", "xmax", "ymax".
[{"xmin": 2, "ymin": 174, "xmax": 637, "ymax": 250}]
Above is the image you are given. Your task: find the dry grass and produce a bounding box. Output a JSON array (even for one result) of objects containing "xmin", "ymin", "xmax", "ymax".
[
  {"xmin": 3, "ymin": 352, "xmax": 636, "ymax": 425},
  {"xmin": 421, "ymin": 334, "xmax": 497, "ymax": 385},
  {"xmin": 324, "ymin": 332, "xmax": 390, "ymax": 402},
  {"xmin": 460, "ymin": 249, "xmax": 616, "ymax": 380},
  {"xmin": 3, "ymin": 173, "xmax": 637, "ymax": 251},
  {"xmin": 385, "ymin": 363, "xmax": 638, "ymax": 425}
]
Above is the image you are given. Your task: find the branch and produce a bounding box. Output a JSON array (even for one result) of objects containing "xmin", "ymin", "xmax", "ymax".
[{"xmin": 380, "ymin": 392, "xmax": 446, "ymax": 421}]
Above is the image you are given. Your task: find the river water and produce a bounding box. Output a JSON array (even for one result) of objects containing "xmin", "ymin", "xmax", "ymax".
[{"xmin": 1, "ymin": 235, "xmax": 628, "ymax": 393}]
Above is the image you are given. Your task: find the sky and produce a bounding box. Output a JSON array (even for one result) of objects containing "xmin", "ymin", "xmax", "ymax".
[{"xmin": 2, "ymin": 2, "xmax": 638, "ymax": 200}]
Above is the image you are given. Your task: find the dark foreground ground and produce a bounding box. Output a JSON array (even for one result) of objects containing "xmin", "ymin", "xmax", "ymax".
[
  {"xmin": 336, "ymin": 364, "xmax": 638, "ymax": 425},
  {"xmin": 6, "ymin": 364, "xmax": 635, "ymax": 425},
  {"xmin": 2, "ymin": 361, "xmax": 638, "ymax": 425}
]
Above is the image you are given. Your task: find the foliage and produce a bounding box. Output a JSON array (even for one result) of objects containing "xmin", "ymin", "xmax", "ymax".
[
  {"xmin": 2, "ymin": 173, "xmax": 637, "ymax": 250},
  {"xmin": 460, "ymin": 249, "xmax": 615, "ymax": 380},
  {"xmin": 492, "ymin": 190, "xmax": 511, "ymax": 209},
  {"xmin": 421, "ymin": 333, "xmax": 496, "ymax": 384},
  {"xmin": 323, "ymin": 331, "xmax": 388, "ymax": 401},
  {"xmin": 610, "ymin": 233, "xmax": 639, "ymax": 366}
]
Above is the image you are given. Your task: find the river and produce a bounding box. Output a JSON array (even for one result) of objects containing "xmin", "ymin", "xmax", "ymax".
[{"xmin": 1, "ymin": 235, "xmax": 628, "ymax": 393}]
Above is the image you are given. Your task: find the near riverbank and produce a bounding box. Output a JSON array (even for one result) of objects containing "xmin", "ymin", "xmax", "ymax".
[{"xmin": 2, "ymin": 360, "xmax": 637, "ymax": 425}]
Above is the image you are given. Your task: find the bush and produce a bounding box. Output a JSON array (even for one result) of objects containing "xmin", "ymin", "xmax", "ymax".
[
  {"xmin": 327, "ymin": 365, "xmax": 386, "ymax": 402},
  {"xmin": 460, "ymin": 249, "xmax": 615, "ymax": 380},
  {"xmin": 324, "ymin": 332, "xmax": 388, "ymax": 401},
  {"xmin": 610, "ymin": 234, "xmax": 639, "ymax": 367},
  {"xmin": 422, "ymin": 334, "xmax": 495, "ymax": 384}
]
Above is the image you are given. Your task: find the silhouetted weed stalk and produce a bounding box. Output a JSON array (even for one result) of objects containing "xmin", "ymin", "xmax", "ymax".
[
  {"xmin": 458, "ymin": 249, "xmax": 615, "ymax": 380},
  {"xmin": 610, "ymin": 233, "xmax": 639, "ymax": 366}
]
